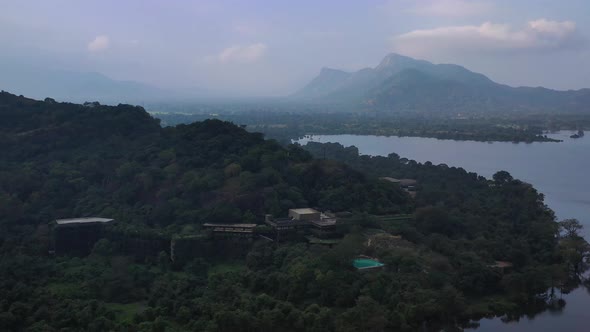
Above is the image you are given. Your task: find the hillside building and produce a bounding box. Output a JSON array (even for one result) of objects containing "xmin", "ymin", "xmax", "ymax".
[
  {"xmin": 380, "ymin": 177, "xmax": 418, "ymax": 197},
  {"xmin": 52, "ymin": 217, "xmax": 114, "ymax": 255},
  {"xmin": 265, "ymin": 208, "xmax": 338, "ymax": 237}
]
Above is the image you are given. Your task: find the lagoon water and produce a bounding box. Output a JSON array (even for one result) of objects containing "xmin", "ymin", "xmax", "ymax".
[{"xmin": 298, "ymin": 132, "xmax": 590, "ymax": 331}]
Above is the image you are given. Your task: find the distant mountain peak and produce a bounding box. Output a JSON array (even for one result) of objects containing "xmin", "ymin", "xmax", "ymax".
[
  {"xmin": 378, "ymin": 53, "xmax": 416, "ymax": 64},
  {"xmin": 291, "ymin": 67, "xmax": 352, "ymax": 98},
  {"xmin": 293, "ymin": 52, "xmax": 590, "ymax": 113},
  {"xmin": 0, "ymin": 63, "xmax": 192, "ymax": 104},
  {"xmin": 319, "ymin": 67, "xmax": 349, "ymax": 75},
  {"xmin": 375, "ymin": 53, "xmax": 431, "ymax": 71},
  {"xmin": 319, "ymin": 67, "xmax": 332, "ymax": 73}
]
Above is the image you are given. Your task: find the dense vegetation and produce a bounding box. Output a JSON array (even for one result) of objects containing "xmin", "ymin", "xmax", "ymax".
[
  {"xmin": 0, "ymin": 92, "xmax": 407, "ymax": 226},
  {"xmin": 0, "ymin": 91, "xmax": 586, "ymax": 331}
]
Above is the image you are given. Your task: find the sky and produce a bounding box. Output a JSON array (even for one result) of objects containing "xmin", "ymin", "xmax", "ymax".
[{"xmin": 1, "ymin": 0, "xmax": 590, "ymax": 97}]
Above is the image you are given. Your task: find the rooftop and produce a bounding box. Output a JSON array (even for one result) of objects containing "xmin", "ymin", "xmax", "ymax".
[
  {"xmin": 379, "ymin": 178, "xmax": 417, "ymax": 186},
  {"xmin": 289, "ymin": 208, "xmax": 320, "ymax": 215},
  {"xmin": 55, "ymin": 217, "xmax": 114, "ymax": 225},
  {"xmin": 399, "ymin": 179, "xmax": 418, "ymax": 186}
]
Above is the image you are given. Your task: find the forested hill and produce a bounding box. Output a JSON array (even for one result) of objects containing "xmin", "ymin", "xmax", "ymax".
[
  {"xmin": 0, "ymin": 91, "xmax": 584, "ymax": 331},
  {"xmin": 293, "ymin": 53, "xmax": 590, "ymax": 114},
  {"xmin": 0, "ymin": 90, "xmax": 407, "ymax": 228}
]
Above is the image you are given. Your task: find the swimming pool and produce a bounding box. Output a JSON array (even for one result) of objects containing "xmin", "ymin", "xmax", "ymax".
[{"xmin": 353, "ymin": 258, "xmax": 384, "ymax": 269}]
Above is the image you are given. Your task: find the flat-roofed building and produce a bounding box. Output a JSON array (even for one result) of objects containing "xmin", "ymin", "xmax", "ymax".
[
  {"xmin": 380, "ymin": 177, "xmax": 418, "ymax": 198},
  {"xmin": 52, "ymin": 217, "xmax": 115, "ymax": 255},
  {"xmin": 310, "ymin": 217, "xmax": 337, "ymax": 229},
  {"xmin": 265, "ymin": 215, "xmax": 310, "ymax": 231},
  {"xmin": 55, "ymin": 217, "xmax": 114, "ymax": 225},
  {"xmin": 380, "ymin": 177, "xmax": 417, "ymax": 189},
  {"xmin": 265, "ymin": 209, "xmax": 339, "ymax": 239},
  {"xmin": 288, "ymin": 208, "xmax": 321, "ymax": 221},
  {"xmin": 399, "ymin": 179, "xmax": 417, "ymax": 189},
  {"xmin": 379, "ymin": 177, "xmax": 401, "ymax": 184}
]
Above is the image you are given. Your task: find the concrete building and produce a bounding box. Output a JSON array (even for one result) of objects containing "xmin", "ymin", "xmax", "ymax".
[
  {"xmin": 265, "ymin": 214, "xmax": 310, "ymax": 231},
  {"xmin": 52, "ymin": 217, "xmax": 114, "ymax": 255},
  {"xmin": 379, "ymin": 177, "xmax": 401, "ymax": 184},
  {"xmin": 380, "ymin": 177, "xmax": 417, "ymax": 189},
  {"xmin": 265, "ymin": 208, "xmax": 338, "ymax": 237},
  {"xmin": 380, "ymin": 177, "xmax": 418, "ymax": 198},
  {"xmin": 288, "ymin": 208, "xmax": 321, "ymax": 221}
]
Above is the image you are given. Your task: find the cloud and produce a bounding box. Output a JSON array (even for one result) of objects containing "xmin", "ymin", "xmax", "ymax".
[
  {"xmin": 87, "ymin": 35, "xmax": 110, "ymax": 52},
  {"xmin": 392, "ymin": 19, "xmax": 583, "ymax": 56},
  {"xmin": 216, "ymin": 43, "xmax": 268, "ymax": 63},
  {"xmin": 408, "ymin": 0, "xmax": 494, "ymax": 17}
]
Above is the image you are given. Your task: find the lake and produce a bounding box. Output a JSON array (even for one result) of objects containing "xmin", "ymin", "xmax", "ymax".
[{"xmin": 297, "ymin": 132, "xmax": 590, "ymax": 332}]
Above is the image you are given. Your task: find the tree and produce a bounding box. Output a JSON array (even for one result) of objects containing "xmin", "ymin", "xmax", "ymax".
[
  {"xmin": 184, "ymin": 258, "xmax": 209, "ymax": 278},
  {"xmin": 335, "ymin": 296, "xmax": 388, "ymax": 332},
  {"xmin": 493, "ymin": 170, "xmax": 513, "ymax": 184},
  {"xmin": 559, "ymin": 237, "xmax": 590, "ymax": 274},
  {"xmin": 323, "ymin": 234, "xmax": 363, "ymax": 267},
  {"xmin": 436, "ymin": 285, "xmax": 466, "ymax": 320},
  {"xmin": 157, "ymin": 251, "xmax": 170, "ymax": 271},
  {"xmin": 559, "ymin": 219, "xmax": 583, "ymax": 238},
  {"xmin": 92, "ymin": 239, "xmax": 114, "ymax": 257}
]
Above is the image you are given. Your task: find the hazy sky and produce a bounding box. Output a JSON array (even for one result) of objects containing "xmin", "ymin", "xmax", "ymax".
[{"xmin": 1, "ymin": 0, "xmax": 590, "ymax": 96}]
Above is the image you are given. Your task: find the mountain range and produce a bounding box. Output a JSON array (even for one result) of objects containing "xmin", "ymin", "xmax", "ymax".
[
  {"xmin": 293, "ymin": 53, "xmax": 590, "ymax": 114},
  {"xmin": 0, "ymin": 64, "xmax": 190, "ymax": 105}
]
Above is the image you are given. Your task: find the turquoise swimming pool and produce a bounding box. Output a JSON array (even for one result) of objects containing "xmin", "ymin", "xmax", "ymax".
[{"xmin": 353, "ymin": 258, "xmax": 384, "ymax": 269}]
